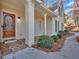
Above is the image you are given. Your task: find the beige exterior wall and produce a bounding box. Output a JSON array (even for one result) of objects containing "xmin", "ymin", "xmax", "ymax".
[
  {"xmin": 34, "ymin": 19, "xmax": 44, "ymax": 36},
  {"xmin": 34, "ymin": 15, "xmax": 64, "ymax": 36},
  {"xmin": 0, "ymin": 2, "xmax": 26, "ymax": 40},
  {"xmin": 46, "ymin": 18, "xmax": 52, "ymax": 36}
]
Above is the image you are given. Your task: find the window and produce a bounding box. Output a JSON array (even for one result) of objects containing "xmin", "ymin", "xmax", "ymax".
[
  {"xmin": 39, "ymin": 21, "xmax": 42, "ymax": 32},
  {"xmin": 61, "ymin": 23, "xmax": 63, "ymax": 30},
  {"xmin": 55, "ymin": 20, "xmax": 57, "ymax": 32},
  {"xmin": 59, "ymin": 7, "xmax": 61, "ymax": 16},
  {"xmin": 58, "ymin": 21, "xmax": 59, "ymax": 31}
]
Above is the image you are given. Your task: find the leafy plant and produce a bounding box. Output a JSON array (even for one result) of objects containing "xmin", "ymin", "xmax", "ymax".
[
  {"xmin": 38, "ymin": 35, "xmax": 52, "ymax": 49},
  {"xmin": 38, "ymin": 35, "xmax": 49, "ymax": 41},
  {"xmin": 57, "ymin": 31, "xmax": 64, "ymax": 38},
  {"xmin": 51, "ymin": 35, "xmax": 59, "ymax": 42}
]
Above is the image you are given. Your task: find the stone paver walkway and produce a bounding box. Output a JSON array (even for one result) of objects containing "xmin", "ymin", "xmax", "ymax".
[{"xmin": 3, "ymin": 33, "xmax": 79, "ymax": 59}]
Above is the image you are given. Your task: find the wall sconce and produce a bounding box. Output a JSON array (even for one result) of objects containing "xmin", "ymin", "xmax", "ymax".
[{"xmin": 17, "ymin": 17, "xmax": 21, "ymax": 23}]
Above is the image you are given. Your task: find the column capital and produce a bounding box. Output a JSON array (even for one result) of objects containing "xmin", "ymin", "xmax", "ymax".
[
  {"xmin": 27, "ymin": 0, "xmax": 33, "ymax": 5},
  {"xmin": 44, "ymin": 13, "xmax": 47, "ymax": 17},
  {"xmin": 27, "ymin": 0, "xmax": 32, "ymax": 2},
  {"xmin": 26, "ymin": 0, "xmax": 31, "ymax": 5}
]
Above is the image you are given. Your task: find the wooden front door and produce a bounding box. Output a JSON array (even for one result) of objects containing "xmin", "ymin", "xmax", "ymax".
[{"xmin": 3, "ymin": 12, "xmax": 15, "ymax": 38}]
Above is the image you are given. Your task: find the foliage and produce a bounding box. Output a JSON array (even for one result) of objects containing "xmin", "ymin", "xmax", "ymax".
[
  {"xmin": 51, "ymin": 35, "xmax": 59, "ymax": 42},
  {"xmin": 38, "ymin": 35, "xmax": 52, "ymax": 49},
  {"xmin": 57, "ymin": 31, "xmax": 64, "ymax": 38},
  {"xmin": 36, "ymin": 31, "xmax": 65, "ymax": 50},
  {"xmin": 38, "ymin": 35, "xmax": 49, "ymax": 41}
]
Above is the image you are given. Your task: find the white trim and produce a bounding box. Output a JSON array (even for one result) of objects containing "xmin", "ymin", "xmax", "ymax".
[
  {"xmin": 5, "ymin": 39, "xmax": 17, "ymax": 44},
  {"xmin": 1, "ymin": 10, "xmax": 16, "ymax": 15},
  {"xmin": 3, "ymin": 37, "xmax": 16, "ymax": 40},
  {"xmin": 44, "ymin": 14, "xmax": 47, "ymax": 35}
]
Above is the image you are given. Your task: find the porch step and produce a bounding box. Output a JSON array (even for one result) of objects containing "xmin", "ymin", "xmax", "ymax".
[{"xmin": 4, "ymin": 39, "xmax": 17, "ymax": 44}]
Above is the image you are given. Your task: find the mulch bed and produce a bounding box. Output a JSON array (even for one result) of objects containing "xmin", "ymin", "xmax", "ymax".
[
  {"xmin": 32, "ymin": 33, "xmax": 75, "ymax": 52},
  {"xmin": 32, "ymin": 36, "xmax": 66, "ymax": 52}
]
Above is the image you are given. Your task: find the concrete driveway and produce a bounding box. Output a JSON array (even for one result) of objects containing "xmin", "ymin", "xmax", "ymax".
[{"xmin": 3, "ymin": 33, "xmax": 79, "ymax": 59}]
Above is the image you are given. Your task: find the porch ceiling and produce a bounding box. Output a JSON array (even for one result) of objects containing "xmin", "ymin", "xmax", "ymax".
[
  {"xmin": 35, "ymin": 9, "xmax": 53, "ymax": 20},
  {"xmin": 0, "ymin": 0, "xmax": 26, "ymax": 12},
  {"xmin": 35, "ymin": 0, "xmax": 57, "ymax": 17},
  {"xmin": 35, "ymin": 9, "xmax": 44, "ymax": 20}
]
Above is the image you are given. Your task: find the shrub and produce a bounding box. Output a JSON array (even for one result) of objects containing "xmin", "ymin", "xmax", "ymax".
[
  {"xmin": 57, "ymin": 31, "xmax": 64, "ymax": 38},
  {"xmin": 38, "ymin": 35, "xmax": 52, "ymax": 49},
  {"xmin": 64, "ymin": 30, "xmax": 69, "ymax": 33},
  {"xmin": 38, "ymin": 35, "xmax": 49, "ymax": 41},
  {"xmin": 51, "ymin": 35, "xmax": 59, "ymax": 42}
]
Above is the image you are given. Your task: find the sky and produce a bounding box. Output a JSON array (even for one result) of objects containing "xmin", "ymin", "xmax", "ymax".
[{"xmin": 44, "ymin": 0, "xmax": 75, "ymax": 15}]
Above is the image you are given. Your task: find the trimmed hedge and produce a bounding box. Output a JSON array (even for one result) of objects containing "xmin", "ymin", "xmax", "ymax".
[
  {"xmin": 57, "ymin": 31, "xmax": 65, "ymax": 38},
  {"xmin": 51, "ymin": 35, "xmax": 59, "ymax": 42},
  {"xmin": 37, "ymin": 31, "xmax": 64, "ymax": 49},
  {"xmin": 38, "ymin": 35, "xmax": 52, "ymax": 49}
]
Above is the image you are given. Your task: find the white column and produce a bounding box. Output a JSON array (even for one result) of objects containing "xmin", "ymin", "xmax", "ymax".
[
  {"xmin": 25, "ymin": 0, "xmax": 34, "ymax": 47},
  {"xmin": 44, "ymin": 14, "xmax": 47, "ymax": 35},
  {"xmin": 52, "ymin": 18, "xmax": 56, "ymax": 35}
]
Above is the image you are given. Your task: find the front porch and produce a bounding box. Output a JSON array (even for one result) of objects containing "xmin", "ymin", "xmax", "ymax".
[
  {"xmin": 0, "ymin": 0, "xmax": 64, "ymax": 47},
  {"xmin": 0, "ymin": 0, "xmax": 79, "ymax": 59}
]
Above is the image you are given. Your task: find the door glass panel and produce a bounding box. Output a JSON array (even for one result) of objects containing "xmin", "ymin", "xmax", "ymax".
[{"xmin": 4, "ymin": 15, "xmax": 13, "ymax": 31}]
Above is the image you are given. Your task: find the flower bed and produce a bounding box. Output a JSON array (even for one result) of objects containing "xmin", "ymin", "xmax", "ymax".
[
  {"xmin": 32, "ymin": 36, "xmax": 66, "ymax": 52},
  {"xmin": 51, "ymin": 36, "xmax": 66, "ymax": 52},
  {"xmin": 32, "ymin": 31, "xmax": 67, "ymax": 52}
]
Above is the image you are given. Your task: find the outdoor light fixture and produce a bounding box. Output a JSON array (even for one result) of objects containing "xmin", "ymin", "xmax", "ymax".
[
  {"xmin": 18, "ymin": 17, "xmax": 21, "ymax": 19},
  {"xmin": 17, "ymin": 17, "xmax": 21, "ymax": 23}
]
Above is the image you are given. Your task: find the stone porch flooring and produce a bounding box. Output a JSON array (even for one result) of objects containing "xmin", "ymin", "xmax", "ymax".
[
  {"xmin": 0, "ymin": 39, "xmax": 27, "ymax": 56},
  {"xmin": 3, "ymin": 33, "xmax": 79, "ymax": 59}
]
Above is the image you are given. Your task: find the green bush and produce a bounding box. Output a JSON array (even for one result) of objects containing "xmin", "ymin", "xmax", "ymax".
[
  {"xmin": 38, "ymin": 35, "xmax": 52, "ymax": 49},
  {"xmin": 57, "ymin": 31, "xmax": 64, "ymax": 38},
  {"xmin": 51, "ymin": 35, "xmax": 59, "ymax": 42},
  {"xmin": 38, "ymin": 35, "xmax": 49, "ymax": 41}
]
